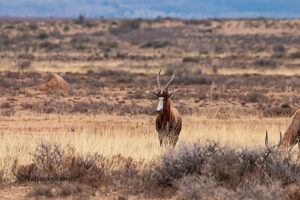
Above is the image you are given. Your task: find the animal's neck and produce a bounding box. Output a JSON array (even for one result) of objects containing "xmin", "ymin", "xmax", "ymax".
[{"xmin": 161, "ymin": 99, "xmax": 172, "ymax": 122}]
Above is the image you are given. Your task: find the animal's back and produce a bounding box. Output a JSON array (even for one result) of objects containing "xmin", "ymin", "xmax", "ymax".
[
  {"xmin": 289, "ymin": 109, "xmax": 300, "ymax": 130},
  {"xmin": 280, "ymin": 109, "xmax": 300, "ymax": 149},
  {"xmin": 171, "ymin": 107, "xmax": 182, "ymax": 128}
]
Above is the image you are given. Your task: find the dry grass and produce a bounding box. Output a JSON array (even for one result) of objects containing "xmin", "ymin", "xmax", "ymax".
[
  {"xmin": 204, "ymin": 67, "xmax": 300, "ymax": 76},
  {"xmin": 0, "ymin": 113, "xmax": 291, "ymax": 182},
  {"xmin": 2, "ymin": 58, "xmax": 300, "ymax": 76},
  {"xmin": 3, "ymin": 126, "xmax": 300, "ymax": 199}
]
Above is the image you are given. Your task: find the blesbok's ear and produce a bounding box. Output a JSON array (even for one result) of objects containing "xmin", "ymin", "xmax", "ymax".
[
  {"xmin": 150, "ymin": 90, "xmax": 158, "ymax": 97},
  {"xmin": 279, "ymin": 132, "xmax": 282, "ymax": 145},
  {"xmin": 169, "ymin": 92, "xmax": 174, "ymax": 98},
  {"xmin": 265, "ymin": 130, "xmax": 269, "ymax": 149}
]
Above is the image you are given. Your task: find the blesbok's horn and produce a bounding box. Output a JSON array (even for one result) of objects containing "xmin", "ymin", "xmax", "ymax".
[
  {"xmin": 265, "ymin": 130, "xmax": 282, "ymax": 150},
  {"xmin": 265, "ymin": 130, "xmax": 269, "ymax": 149},
  {"xmin": 164, "ymin": 72, "xmax": 175, "ymax": 91},
  {"xmin": 150, "ymin": 90, "xmax": 158, "ymax": 97},
  {"xmin": 278, "ymin": 132, "xmax": 282, "ymax": 146},
  {"xmin": 157, "ymin": 69, "xmax": 161, "ymax": 91}
]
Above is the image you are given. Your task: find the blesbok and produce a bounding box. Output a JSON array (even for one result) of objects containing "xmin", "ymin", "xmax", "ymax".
[
  {"xmin": 265, "ymin": 109, "xmax": 300, "ymax": 151},
  {"xmin": 150, "ymin": 69, "xmax": 182, "ymax": 147}
]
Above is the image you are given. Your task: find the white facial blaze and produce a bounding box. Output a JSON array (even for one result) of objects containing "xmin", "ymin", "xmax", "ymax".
[{"xmin": 157, "ymin": 97, "xmax": 164, "ymax": 113}]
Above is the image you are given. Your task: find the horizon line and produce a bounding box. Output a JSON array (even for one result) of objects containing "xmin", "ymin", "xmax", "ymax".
[{"xmin": 0, "ymin": 16, "xmax": 299, "ymax": 21}]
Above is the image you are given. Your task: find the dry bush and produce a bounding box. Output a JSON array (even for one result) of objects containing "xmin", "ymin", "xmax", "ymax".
[
  {"xmin": 151, "ymin": 142, "xmax": 300, "ymax": 199},
  {"xmin": 16, "ymin": 142, "xmax": 109, "ymax": 188},
  {"xmin": 110, "ymin": 19, "xmax": 141, "ymax": 35},
  {"xmin": 175, "ymin": 175, "xmax": 234, "ymax": 200},
  {"xmin": 63, "ymin": 25, "xmax": 70, "ymax": 32},
  {"xmin": 21, "ymin": 99, "xmax": 154, "ymax": 115},
  {"xmin": 152, "ymin": 143, "xmax": 206, "ymax": 186},
  {"xmin": 289, "ymin": 51, "xmax": 300, "ymax": 59},
  {"xmin": 182, "ymin": 57, "xmax": 199, "ymax": 63},
  {"xmin": 11, "ymin": 141, "xmax": 300, "ymax": 199},
  {"xmin": 241, "ymin": 92, "xmax": 269, "ymax": 103},
  {"xmin": 97, "ymin": 70, "xmax": 145, "ymax": 86},
  {"xmin": 0, "ymin": 78, "xmax": 12, "ymax": 88},
  {"xmin": 165, "ymin": 63, "xmax": 210, "ymax": 85},
  {"xmin": 98, "ymin": 41, "xmax": 118, "ymax": 53},
  {"xmin": 252, "ymin": 58, "xmax": 278, "ymax": 68},
  {"xmin": 17, "ymin": 60, "xmax": 31, "ymax": 71},
  {"xmin": 263, "ymin": 106, "xmax": 296, "ymax": 117},
  {"xmin": 176, "ymin": 175, "xmax": 284, "ymax": 200},
  {"xmin": 17, "ymin": 53, "xmax": 35, "ymax": 60},
  {"xmin": 0, "ymin": 102, "xmax": 13, "ymax": 109},
  {"xmin": 74, "ymin": 14, "xmax": 85, "ymax": 24},
  {"xmin": 28, "ymin": 22, "xmax": 38, "ymax": 30},
  {"xmin": 0, "ymin": 33, "xmax": 11, "ymax": 48},
  {"xmin": 32, "ymin": 142, "xmax": 64, "ymax": 173},
  {"xmin": 39, "ymin": 41, "xmax": 59, "ymax": 50},
  {"xmin": 235, "ymin": 183, "xmax": 285, "ymax": 200},
  {"xmin": 0, "ymin": 102, "xmax": 15, "ymax": 116},
  {"xmin": 16, "ymin": 142, "xmax": 153, "ymax": 198},
  {"xmin": 5, "ymin": 71, "xmax": 20, "ymax": 79},
  {"xmin": 128, "ymin": 89, "xmax": 146, "ymax": 99},
  {"xmin": 71, "ymin": 34, "xmax": 90, "ymax": 44},
  {"xmin": 108, "ymin": 155, "xmax": 153, "ymax": 195},
  {"xmin": 140, "ymin": 40, "xmax": 171, "ymax": 49},
  {"xmin": 1, "ymin": 108, "xmax": 15, "ymax": 117},
  {"xmin": 273, "ymin": 44, "xmax": 285, "ymax": 53},
  {"xmin": 174, "ymin": 103, "xmax": 199, "ymax": 115},
  {"xmin": 73, "ymin": 15, "xmax": 95, "ymax": 28},
  {"xmin": 21, "ymin": 100, "xmax": 71, "ymax": 114},
  {"xmin": 36, "ymin": 32, "xmax": 49, "ymax": 40},
  {"xmin": 4, "ymin": 24, "xmax": 15, "ymax": 30},
  {"xmin": 184, "ymin": 19, "xmax": 212, "ymax": 26}
]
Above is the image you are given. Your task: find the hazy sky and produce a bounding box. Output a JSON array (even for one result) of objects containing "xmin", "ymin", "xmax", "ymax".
[{"xmin": 0, "ymin": 0, "xmax": 299, "ymax": 18}]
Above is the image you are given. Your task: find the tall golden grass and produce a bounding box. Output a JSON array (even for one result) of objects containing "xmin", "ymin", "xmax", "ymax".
[{"xmin": 0, "ymin": 112, "xmax": 291, "ymax": 181}]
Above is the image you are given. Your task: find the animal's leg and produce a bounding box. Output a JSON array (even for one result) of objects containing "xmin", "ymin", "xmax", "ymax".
[
  {"xmin": 171, "ymin": 134, "xmax": 179, "ymax": 147},
  {"xmin": 170, "ymin": 129, "xmax": 180, "ymax": 147},
  {"xmin": 298, "ymin": 142, "xmax": 300, "ymax": 151},
  {"xmin": 168, "ymin": 129, "xmax": 175, "ymax": 147},
  {"xmin": 165, "ymin": 122, "xmax": 171, "ymax": 147},
  {"xmin": 162, "ymin": 132, "xmax": 170, "ymax": 147},
  {"xmin": 163, "ymin": 136, "xmax": 169, "ymax": 147},
  {"xmin": 169, "ymin": 124, "xmax": 181, "ymax": 147},
  {"xmin": 158, "ymin": 131, "xmax": 164, "ymax": 146},
  {"xmin": 159, "ymin": 135, "xmax": 163, "ymax": 146}
]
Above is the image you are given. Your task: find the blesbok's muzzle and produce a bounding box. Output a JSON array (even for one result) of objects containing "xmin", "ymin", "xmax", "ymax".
[{"xmin": 156, "ymin": 97, "xmax": 164, "ymax": 114}]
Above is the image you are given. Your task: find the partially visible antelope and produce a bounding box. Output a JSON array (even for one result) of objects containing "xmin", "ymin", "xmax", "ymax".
[
  {"xmin": 265, "ymin": 109, "xmax": 300, "ymax": 151},
  {"xmin": 150, "ymin": 69, "xmax": 182, "ymax": 147}
]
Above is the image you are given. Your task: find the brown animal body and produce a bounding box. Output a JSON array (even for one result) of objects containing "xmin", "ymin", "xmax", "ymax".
[
  {"xmin": 279, "ymin": 109, "xmax": 300, "ymax": 151},
  {"xmin": 265, "ymin": 109, "xmax": 300, "ymax": 151},
  {"xmin": 151, "ymin": 70, "xmax": 182, "ymax": 147},
  {"xmin": 155, "ymin": 91, "xmax": 182, "ymax": 147}
]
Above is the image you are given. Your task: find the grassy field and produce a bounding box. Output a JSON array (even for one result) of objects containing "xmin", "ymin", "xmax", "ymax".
[
  {"xmin": 0, "ymin": 17, "xmax": 299, "ymax": 199},
  {"xmin": 0, "ymin": 113, "xmax": 294, "ymax": 199},
  {"xmin": 0, "ymin": 113, "xmax": 290, "ymax": 167}
]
